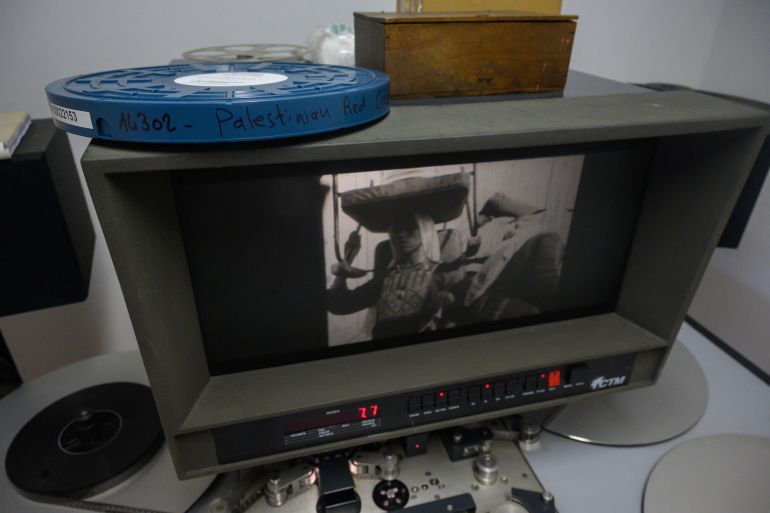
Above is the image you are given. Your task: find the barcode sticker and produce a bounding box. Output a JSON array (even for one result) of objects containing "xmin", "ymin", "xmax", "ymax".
[{"xmin": 49, "ymin": 103, "xmax": 93, "ymax": 129}]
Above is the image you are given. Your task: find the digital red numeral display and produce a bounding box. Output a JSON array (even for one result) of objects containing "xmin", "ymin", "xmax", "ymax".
[{"xmin": 357, "ymin": 405, "xmax": 379, "ymax": 419}]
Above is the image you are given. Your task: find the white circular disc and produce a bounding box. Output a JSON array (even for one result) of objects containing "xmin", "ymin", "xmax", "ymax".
[
  {"xmin": 174, "ymin": 71, "xmax": 288, "ymax": 87},
  {"xmin": 644, "ymin": 434, "xmax": 770, "ymax": 513}
]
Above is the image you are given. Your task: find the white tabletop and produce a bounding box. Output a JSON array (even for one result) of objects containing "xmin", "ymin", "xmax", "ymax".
[{"xmin": 524, "ymin": 322, "xmax": 770, "ymax": 513}]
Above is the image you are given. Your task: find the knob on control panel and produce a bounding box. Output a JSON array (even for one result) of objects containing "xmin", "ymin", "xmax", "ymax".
[{"xmin": 473, "ymin": 452, "xmax": 499, "ymax": 486}]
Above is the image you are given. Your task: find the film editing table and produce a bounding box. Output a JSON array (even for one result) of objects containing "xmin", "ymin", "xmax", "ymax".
[{"xmin": 3, "ymin": 71, "xmax": 769, "ymax": 513}]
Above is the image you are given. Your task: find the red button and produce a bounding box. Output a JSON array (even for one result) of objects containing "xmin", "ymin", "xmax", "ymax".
[{"xmin": 548, "ymin": 370, "xmax": 561, "ymax": 387}]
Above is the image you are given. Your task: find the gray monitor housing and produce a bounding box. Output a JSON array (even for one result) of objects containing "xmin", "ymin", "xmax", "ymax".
[{"xmin": 81, "ymin": 84, "xmax": 769, "ymax": 479}]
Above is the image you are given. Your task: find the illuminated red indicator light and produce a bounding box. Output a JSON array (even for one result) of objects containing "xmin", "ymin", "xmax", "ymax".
[
  {"xmin": 415, "ymin": 443, "xmax": 421, "ymax": 449},
  {"xmin": 548, "ymin": 370, "xmax": 561, "ymax": 387},
  {"xmin": 540, "ymin": 373, "xmax": 546, "ymax": 379},
  {"xmin": 439, "ymin": 391, "xmax": 445, "ymax": 398},
  {"xmin": 484, "ymin": 383, "xmax": 491, "ymax": 389}
]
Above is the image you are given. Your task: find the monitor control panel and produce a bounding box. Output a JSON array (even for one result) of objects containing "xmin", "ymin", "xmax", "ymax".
[{"xmin": 213, "ymin": 352, "xmax": 636, "ymax": 464}]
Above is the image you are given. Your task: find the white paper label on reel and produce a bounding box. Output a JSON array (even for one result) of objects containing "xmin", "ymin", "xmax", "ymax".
[
  {"xmin": 49, "ymin": 103, "xmax": 93, "ymax": 129},
  {"xmin": 174, "ymin": 72, "xmax": 288, "ymax": 87}
]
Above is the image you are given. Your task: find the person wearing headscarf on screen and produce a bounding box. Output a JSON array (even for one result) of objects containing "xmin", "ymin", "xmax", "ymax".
[{"xmin": 327, "ymin": 211, "xmax": 457, "ymax": 339}]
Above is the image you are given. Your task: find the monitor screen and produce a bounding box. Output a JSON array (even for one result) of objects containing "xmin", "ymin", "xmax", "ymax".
[{"xmin": 173, "ymin": 153, "xmax": 649, "ymax": 375}]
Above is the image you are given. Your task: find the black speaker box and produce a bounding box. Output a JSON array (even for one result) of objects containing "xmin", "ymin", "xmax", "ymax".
[{"xmin": 0, "ymin": 120, "xmax": 94, "ymax": 316}]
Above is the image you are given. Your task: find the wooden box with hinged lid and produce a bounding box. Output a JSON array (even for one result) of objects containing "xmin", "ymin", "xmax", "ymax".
[{"xmin": 354, "ymin": 11, "xmax": 577, "ymax": 99}]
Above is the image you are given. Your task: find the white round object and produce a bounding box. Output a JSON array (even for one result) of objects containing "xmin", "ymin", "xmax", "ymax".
[
  {"xmin": 644, "ymin": 434, "xmax": 770, "ymax": 513},
  {"xmin": 495, "ymin": 501, "xmax": 531, "ymax": 513},
  {"xmin": 174, "ymin": 72, "xmax": 288, "ymax": 87}
]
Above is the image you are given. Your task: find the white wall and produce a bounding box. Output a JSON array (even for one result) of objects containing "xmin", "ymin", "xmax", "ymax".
[
  {"xmin": 1, "ymin": 0, "xmax": 768, "ymax": 379},
  {"xmin": 0, "ymin": 0, "xmax": 731, "ymax": 121},
  {"xmin": 687, "ymin": 0, "xmax": 770, "ymax": 375},
  {"xmin": 699, "ymin": 0, "xmax": 770, "ymax": 103},
  {"xmin": 0, "ymin": 0, "xmax": 388, "ymax": 117},
  {"xmin": 563, "ymin": 0, "xmax": 726, "ymax": 87}
]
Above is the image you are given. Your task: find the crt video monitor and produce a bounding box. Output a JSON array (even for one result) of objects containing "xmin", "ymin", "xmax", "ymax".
[{"xmin": 81, "ymin": 90, "xmax": 769, "ymax": 478}]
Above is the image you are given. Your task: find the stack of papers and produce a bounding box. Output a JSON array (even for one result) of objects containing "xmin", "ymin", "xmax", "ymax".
[{"xmin": 0, "ymin": 112, "xmax": 31, "ymax": 159}]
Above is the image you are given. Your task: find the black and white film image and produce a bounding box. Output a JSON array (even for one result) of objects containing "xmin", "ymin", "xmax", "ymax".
[{"xmin": 322, "ymin": 156, "xmax": 584, "ymax": 347}]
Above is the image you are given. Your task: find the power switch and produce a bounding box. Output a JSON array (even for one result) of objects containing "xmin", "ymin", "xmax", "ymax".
[
  {"xmin": 567, "ymin": 364, "xmax": 588, "ymax": 385},
  {"xmin": 548, "ymin": 370, "xmax": 561, "ymax": 387}
]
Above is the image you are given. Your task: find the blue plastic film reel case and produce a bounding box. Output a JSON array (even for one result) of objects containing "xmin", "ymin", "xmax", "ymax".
[{"xmin": 45, "ymin": 62, "xmax": 390, "ymax": 143}]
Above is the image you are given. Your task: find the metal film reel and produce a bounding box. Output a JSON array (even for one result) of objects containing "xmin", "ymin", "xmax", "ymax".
[{"xmin": 183, "ymin": 44, "xmax": 307, "ymax": 63}]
